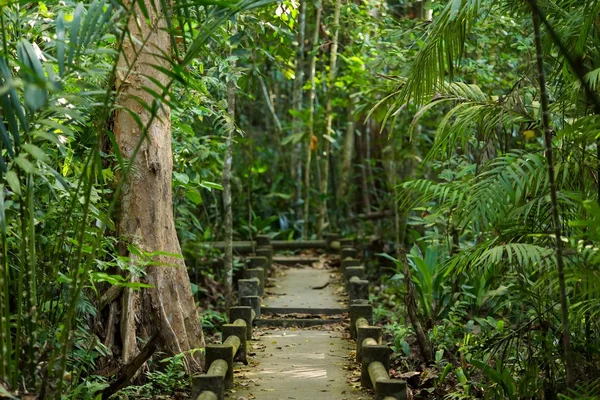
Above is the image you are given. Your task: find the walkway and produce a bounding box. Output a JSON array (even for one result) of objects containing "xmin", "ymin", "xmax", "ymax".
[{"xmin": 233, "ymin": 260, "xmax": 368, "ymax": 399}]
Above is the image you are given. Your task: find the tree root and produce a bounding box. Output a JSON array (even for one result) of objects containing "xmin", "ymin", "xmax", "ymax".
[{"xmin": 101, "ymin": 334, "xmax": 159, "ymax": 400}]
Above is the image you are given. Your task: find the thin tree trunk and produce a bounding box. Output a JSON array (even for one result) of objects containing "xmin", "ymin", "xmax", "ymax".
[
  {"xmin": 525, "ymin": 2, "xmax": 600, "ymax": 208},
  {"xmin": 303, "ymin": 1, "xmax": 322, "ymax": 239},
  {"xmin": 366, "ymin": 118, "xmax": 379, "ymax": 207},
  {"xmin": 222, "ymin": 25, "xmax": 237, "ymax": 310},
  {"xmin": 357, "ymin": 122, "xmax": 371, "ymax": 214},
  {"xmin": 398, "ymin": 241, "xmax": 432, "ymax": 363},
  {"xmin": 530, "ymin": 5, "xmax": 574, "ymax": 388},
  {"xmin": 388, "ymin": 125, "xmax": 431, "ymax": 362},
  {"xmin": 113, "ymin": 0, "xmax": 204, "ymax": 370},
  {"xmin": 317, "ymin": 0, "xmax": 341, "ymax": 238},
  {"xmin": 337, "ymin": 97, "xmax": 357, "ymax": 200},
  {"xmin": 292, "ymin": 0, "xmax": 306, "ymax": 215},
  {"xmin": 258, "ymin": 72, "xmax": 283, "ymax": 134}
]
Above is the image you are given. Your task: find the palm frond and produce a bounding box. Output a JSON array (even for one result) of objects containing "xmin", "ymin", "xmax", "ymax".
[{"xmin": 397, "ymin": 0, "xmax": 483, "ymax": 108}]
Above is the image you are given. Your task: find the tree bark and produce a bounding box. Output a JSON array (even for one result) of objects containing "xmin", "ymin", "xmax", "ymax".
[
  {"xmin": 113, "ymin": 0, "xmax": 204, "ymax": 370},
  {"xmin": 317, "ymin": 0, "xmax": 341, "ymax": 238},
  {"xmin": 303, "ymin": 1, "xmax": 322, "ymax": 239}
]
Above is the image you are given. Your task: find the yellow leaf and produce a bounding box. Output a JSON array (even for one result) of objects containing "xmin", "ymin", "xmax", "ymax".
[{"xmin": 523, "ymin": 130, "xmax": 536, "ymax": 140}]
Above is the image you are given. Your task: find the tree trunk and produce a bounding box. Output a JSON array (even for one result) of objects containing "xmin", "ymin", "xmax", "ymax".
[
  {"xmin": 222, "ymin": 26, "xmax": 237, "ymax": 311},
  {"xmin": 113, "ymin": 0, "xmax": 204, "ymax": 370},
  {"xmin": 357, "ymin": 121, "xmax": 371, "ymax": 214},
  {"xmin": 292, "ymin": 0, "xmax": 306, "ymax": 216},
  {"xmin": 317, "ymin": 0, "xmax": 341, "ymax": 238},
  {"xmin": 337, "ymin": 97, "xmax": 356, "ymax": 200},
  {"xmin": 387, "ymin": 125, "xmax": 431, "ymax": 362},
  {"xmin": 303, "ymin": 1, "xmax": 322, "ymax": 239},
  {"xmin": 530, "ymin": 4, "xmax": 574, "ymax": 387},
  {"xmin": 400, "ymin": 246, "xmax": 433, "ymax": 363}
]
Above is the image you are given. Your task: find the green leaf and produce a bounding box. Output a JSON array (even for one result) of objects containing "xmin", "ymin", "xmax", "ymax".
[
  {"xmin": 17, "ymin": 40, "xmax": 48, "ymax": 112},
  {"xmin": 265, "ymin": 192, "xmax": 291, "ymax": 200},
  {"xmin": 22, "ymin": 143, "xmax": 49, "ymax": 162},
  {"xmin": 6, "ymin": 170, "xmax": 21, "ymax": 195},
  {"xmin": 401, "ymin": 340, "xmax": 410, "ymax": 356},
  {"xmin": 173, "ymin": 171, "xmax": 190, "ymax": 185},
  {"xmin": 0, "ymin": 119, "xmax": 13, "ymax": 159},
  {"xmin": 200, "ymin": 181, "xmax": 223, "ymax": 191},
  {"xmin": 281, "ymin": 132, "xmax": 305, "ymax": 146},
  {"xmin": 15, "ymin": 155, "xmax": 37, "ymax": 174},
  {"xmin": 377, "ymin": 252, "xmax": 400, "ymax": 265},
  {"xmin": 455, "ymin": 367, "xmax": 467, "ymax": 385},
  {"xmin": 185, "ymin": 190, "xmax": 203, "ymax": 205},
  {"xmin": 435, "ymin": 349, "xmax": 444, "ymax": 362},
  {"xmin": 0, "ymin": 386, "xmax": 18, "ymax": 400},
  {"xmin": 0, "ymin": 58, "xmax": 27, "ymax": 140},
  {"xmin": 68, "ymin": 3, "xmax": 85, "ymax": 67}
]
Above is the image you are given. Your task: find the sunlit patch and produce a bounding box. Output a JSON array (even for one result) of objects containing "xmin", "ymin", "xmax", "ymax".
[{"xmin": 259, "ymin": 365, "xmax": 328, "ymax": 379}]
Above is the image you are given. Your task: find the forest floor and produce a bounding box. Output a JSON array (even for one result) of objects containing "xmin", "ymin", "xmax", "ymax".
[{"xmin": 231, "ymin": 260, "xmax": 370, "ymax": 400}]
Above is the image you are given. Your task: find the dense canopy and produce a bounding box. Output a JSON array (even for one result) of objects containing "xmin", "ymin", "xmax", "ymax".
[{"xmin": 0, "ymin": 0, "xmax": 599, "ymax": 399}]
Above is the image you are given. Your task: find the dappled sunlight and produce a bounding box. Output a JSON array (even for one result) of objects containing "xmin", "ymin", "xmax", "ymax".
[{"xmin": 257, "ymin": 365, "xmax": 328, "ymax": 380}]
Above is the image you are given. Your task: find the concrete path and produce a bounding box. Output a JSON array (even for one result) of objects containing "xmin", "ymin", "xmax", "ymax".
[
  {"xmin": 233, "ymin": 328, "xmax": 365, "ymax": 399},
  {"xmin": 232, "ymin": 265, "xmax": 368, "ymax": 399},
  {"xmin": 263, "ymin": 267, "xmax": 345, "ymax": 309}
]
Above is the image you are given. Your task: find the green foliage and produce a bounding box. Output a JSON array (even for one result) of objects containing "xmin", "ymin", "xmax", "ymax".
[
  {"xmin": 365, "ymin": 1, "xmax": 600, "ymax": 398},
  {"xmin": 0, "ymin": 0, "xmax": 275, "ymax": 397}
]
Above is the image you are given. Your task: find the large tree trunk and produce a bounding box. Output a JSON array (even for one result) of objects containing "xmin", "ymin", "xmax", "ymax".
[{"xmin": 113, "ymin": 0, "xmax": 204, "ymax": 370}]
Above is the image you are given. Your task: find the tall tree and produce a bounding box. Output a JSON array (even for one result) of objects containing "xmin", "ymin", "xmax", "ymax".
[
  {"xmin": 529, "ymin": 1, "xmax": 573, "ymax": 387},
  {"xmin": 222, "ymin": 23, "xmax": 238, "ymax": 311},
  {"xmin": 292, "ymin": 0, "xmax": 306, "ymax": 212},
  {"xmin": 337, "ymin": 97, "xmax": 356, "ymax": 200},
  {"xmin": 317, "ymin": 0, "xmax": 341, "ymax": 238},
  {"xmin": 113, "ymin": 0, "xmax": 204, "ymax": 368},
  {"xmin": 304, "ymin": 0, "xmax": 322, "ymax": 239}
]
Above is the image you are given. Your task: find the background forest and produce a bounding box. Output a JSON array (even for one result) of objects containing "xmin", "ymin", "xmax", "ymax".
[{"xmin": 1, "ymin": 0, "xmax": 599, "ymax": 399}]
